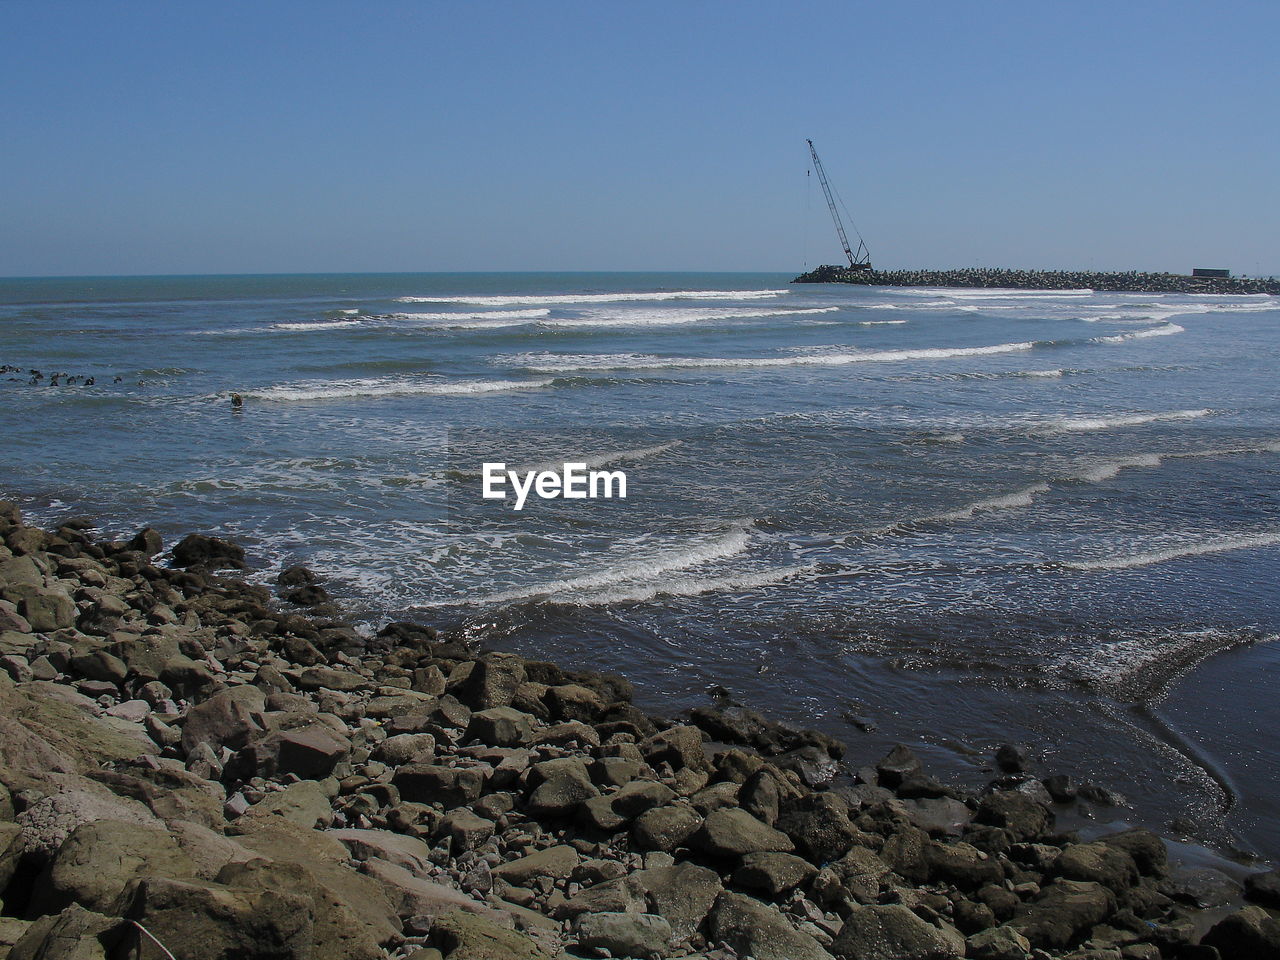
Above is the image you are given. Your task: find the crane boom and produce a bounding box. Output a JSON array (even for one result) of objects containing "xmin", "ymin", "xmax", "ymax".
[{"xmin": 807, "ymin": 139, "xmax": 871, "ymax": 270}]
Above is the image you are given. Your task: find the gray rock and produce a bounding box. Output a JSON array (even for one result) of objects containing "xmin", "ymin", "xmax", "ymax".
[
  {"xmin": 465, "ymin": 706, "xmax": 535, "ymax": 747},
  {"xmin": 632, "ymin": 804, "xmax": 703, "ymax": 851},
  {"xmin": 634, "ymin": 860, "xmax": 723, "ymax": 939},
  {"xmin": 392, "ymin": 763, "xmax": 485, "ymax": 807},
  {"xmin": 733, "ymin": 851, "xmax": 818, "ymax": 896},
  {"xmin": 610, "ymin": 779, "xmax": 676, "ymax": 818},
  {"xmin": 438, "ymin": 809, "xmax": 495, "ymax": 852},
  {"xmin": 965, "ymin": 925, "xmax": 1032, "ymax": 960},
  {"xmin": 924, "ymin": 840, "xmax": 1004, "ymax": 888},
  {"xmin": 492, "ymin": 845, "xmax": 579, "ymax": 886},
  {"xmin": 180, "ymin": 685, "xmax": 266, "ymax": 754},
  {"xmin": 1056, "ymin": 841, "xmax": 1138, "ymax": 891},
  {"xmin": 975, "ymin": 791, "xmax": 1052, "ymax": 842},
  {"xmin": 372, "ymin": 732, "xmax": 436, "ymax": 766},
  {"xmin": 555, "ymin": 875, "xmax": 647, "ymax": 919},
  {"xmin": 452, "ymin": 653, "xmax": 526, "ymax": 710},
  {"xmin": 1246, "ymin": 868, "xmax": 1280, "ymax": 908},
  {"xmin": 1006, "ymin": 879, "xmax": 1116, "ymax": 950},
  {"xmin": 1201, "ymin": 904, "xmax": 1280, "ymax": 959},
  {"xmin": 707, "ymin": 890, "xmax": 835, "ymax": 960},
  {"xmin": 830, "ymin": 904, "xmax": 964, "ymax": 960},
  {"xmin": 7, "ymin": 903, "xmax": 125, "ymax": 960},
  {"xmin": 875, "ymin": 744, "xmax": 923, "ymax": 787},
  {"xmin": 574, "ymin": 912, "xmax": 672, "ymax": 959},
  {"xmin": 776, "ymin": 792, "xmax": 859, "ymax": 863},
  {"xmin": 525, "ymin": 756, "xmax": 598, "ymax": 817},
  {"xmin": 694, "ymin": 807, "xmax": 793, "ymax": 858}
]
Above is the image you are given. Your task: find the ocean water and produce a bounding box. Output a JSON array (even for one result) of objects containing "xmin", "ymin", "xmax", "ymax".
[{"xmin": 2, "ymin": 272, "xmax": 1278, "ymax": 858}]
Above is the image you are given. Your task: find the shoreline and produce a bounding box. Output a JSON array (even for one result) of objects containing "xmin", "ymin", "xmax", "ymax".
[
  {"xmin": 3, "ymin": 502, "xmax": 1280, "ymax": 958},
  {"xmin": 793, "ymin": 265, "xmax": 1280, "ymax": 296}
]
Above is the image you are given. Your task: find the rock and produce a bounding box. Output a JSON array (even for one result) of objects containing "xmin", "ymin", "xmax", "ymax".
[
  {"xmin": 776, "ymin": 792, "xmax": 859, "ymax": 863},
  {"xmin": 362, "ymin": 857, "xmax": 484, "ymax": 922},
  {"xmin": 902, "ymin": 796, "xmax": 973, "ymax": 835},
  {"xmin": 995, "ymin": 744, "xmax": 1030, "ymax": 773},
  {"xmin": 1099, "ymin": 828, "xmax": 1167, "ymax": 876},
  {"xmin": 545, "ymin": 683, "xmax": 605, "ymax": 722},
  {"xmin": 431, "ymin": 908, "xmax": 548, "ymax": 960},
  {"xmin": 525, "ymin": 756, "xmax": 598, "ymax": 817},
  {"xmin": 180, "ymin": 685, "xmax": 265, "ymax": 754},
  {"xmin": 1057, "ymin": 841, "xmax": 1139, "ymax": 891},
  {"xmin": 831, "ymin": 847, "xmax": 892, "ymax": 904},
  {"xmin": 775, "ymin": 744, "xmax": 840, "ymax": 787},
  {"xmin": 238, "ymin": 779, "xmax": 334, "ymax": 829},
  {"xmin": 122, "ymin": 876, "xmax": 314, "ymax": 960},
  {"xmin": 830, "ymin": 904, "xmax": 964, "ymax": 959},
  {"xmin": 20, "ymin": 589, "xmax": 78, "ymax": 632},
  {"xmin": 876, "ymin": 744, "xmax": 924, "ymax": 787},
  {"xmin": 7, "ymin": 903, "xmax": 125, "ymax": 960},
  {"xmin": 1007, "ymin": 879, "xmax": 1116, "ymax": 949},
  {"xmin": 642, "ymin": 725, "xmax": 710, "ymax": 773},
  {"xmin": 1042, "ymin": 774, "xmax": 1077, "ymax": 802},
  {"xmin": 556, "ymin": 875, "xmax": 647, "ymax": 919},
  {"xmin": 465, "ymin": 706, "xmax": 535, "ymax": 747},
  {"xmin": 1200, "ymin": 905, "xmax": 1280, "ymax": 959},
  {"xmin": 29, "ymin": 820, "xmax": 196, "ymax": 915},
  {"xmin": 16, "ymin": 788, "xmax": 159, "ymax": 860},
  {"xmin": 579, "ymin": 794, "xmax": 630, "ymax": 832},
  {"xmin": 975, "ymin": 791, "xmax": 1052, "ymax": 841},
  {"xmin": 298, "ymin": 666, "xmax": 370, "ymax": 692},
  {"xmin": 610, "ymin": 779, "xmax": 676, "ymax": 818},
  {"xmin": 1246, "ymin": 868, "xmax": 1280, "ymax": 908},
  {"xmin": 452, "ymin": 654, "xmax": 526, "ymax": 710},
  {"xmin": 632, "ymin": 804, "xmax": 703, "ymax": 851},
  {"xmin": 966, "ymin": 925, "xmax": 1033, "ymax": 960},
  {"xmin": 170, "ymin": 533, "xmax": 247, "ymax": 570},
  {"xmin": 740, "ymin": 768, "xmax": 783, "ymax": 824},
  {"xmin": 708, "ymin": 890, "xmax": 835, "ymax": 960},
  {"xmin": 128, "ymin": 527, "xmax": 164, "ymax": 557},
  {"xmin": 330, "ymin": 828, "xmax": 434, "ymax": 873},
  {"xmin": 924, "ymin": 840, "xmax": 1004, "ymax": 888},
  {"xmin": 252, "ymin": 723, "xmax": 351, "ymax": 779},
  {"xmin": 372, "ymin": 732, "xmax": 436, "ymax": 766},
  {"xmin": 634, "ymin": 861, "xmax": 723, "ymax": 939},
  {"xmin": 492, "ymin": 845, "xmax": 579, "ymax": 886},
  {"xmin": 574, "ymin": 912, "xmax": 672, "ymax": 959},
  {"xmin": 733, "ymin": 851, "xmax": 818, "ymax": 896},
  {"xmin": 694, "ymin": 806, "xmax": 793, "ymax": 858},
  {"xmin": 393, "ymin": 764, "xmax": 485, "ymax": 807},
  {"xmin": 438, "ymin": 809, "xmax": 495, "ymax": 852}
]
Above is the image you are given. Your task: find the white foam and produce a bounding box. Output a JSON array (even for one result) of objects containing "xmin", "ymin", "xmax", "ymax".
[
  {"xmin": 506, "ymin": 339, "xmax": 1038, "ymax": 373},
  {"xmin": 480, "ymin": 523, "xmax": 754, "ymax": 604},
  {"xmin": 1068, "ymin": 531, "xmax": 1280, "ymax": 571},
  {"xmin": 933, "ymin": 483, "xmax": 1051, "ymax": 522},
  {"xmin": 245, "ymin": 377, "xmax": 556, "ymax": 402},
  {"xmin": 391, "ymin": 309, "xmax": 551, "ymax": 325},
  {"xmin": 271, "ymin": 320, "xmax": 367, "ymax": 331},
  {"xmin": 1020, "ymin": 369, "xmax": 1064, "ymax": 378},
  {"xmin": 527, "ymin": 442, "xmax": 679, "ymax": 475},
  {"xmin": 540, "ymin": 306, "xmax": 838, "ymax": 328},
  {"xmin": 1072, "ymin": 454, "xmax": 1166, "ymax": 483},
  {"xmin": 855, "ymin": 319, "xmax": 909, "ymax": 326},
  {"xmin": 1092, "ymin": 323, "xmax": 1185, "ymax": 344},
  {"xmin": 396, "ymin": 289, "xmax": 788, "ymax": 306},
  {"xmin": 572, "ymin": 564, "xmax": 810, "ymax": 606},
  {"xmin": 1038, "ymin": 408, "xmax": 1211, "ymax": 434}
]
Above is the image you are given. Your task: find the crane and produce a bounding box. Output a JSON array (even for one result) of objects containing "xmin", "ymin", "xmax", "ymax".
[{"xmin": 807, "ymin": 139, "xmax": 871, "ymax": 271}]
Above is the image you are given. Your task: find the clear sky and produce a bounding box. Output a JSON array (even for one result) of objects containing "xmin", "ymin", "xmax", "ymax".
[{"xmin": 2, "ymin": 1, "xmax": 1276, "ymax": 277}]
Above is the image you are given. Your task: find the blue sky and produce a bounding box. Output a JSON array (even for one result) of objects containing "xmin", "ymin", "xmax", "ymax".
[{"xmin": 2, "ymin": 1, "xmax": 1276, "ymax": 276}]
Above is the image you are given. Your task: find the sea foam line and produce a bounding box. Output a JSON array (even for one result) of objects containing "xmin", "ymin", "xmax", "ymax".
[
  {"xmin": 540, "ymin": 306, "xmax": 838, "ymax": 328},
  {"xmin": 1036, "ymin": 408, "xmax": 1211, "ymax": 434},
  {"xmin": 505, "ymin": 339, "xmax": 1038, "ymax": 373},
  {"xmin": 395, "ymin": 289, "xmax": 788, "ymax": 306},
  {"xmin": 1067, "ymin": 531, "xmax": 1280, "ymax": 571},
  {"xmin": 1091, "ymin": 323, "xmax": 1185, "ymax": 344},
  {"xmin": 244, "ymin": 377, "xmax": 556, "ymax": 402}
]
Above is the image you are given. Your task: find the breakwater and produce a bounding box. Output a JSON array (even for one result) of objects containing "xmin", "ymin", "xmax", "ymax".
[{"xmin": 794, "ymin": 264, "xmax": 1280, "ymax": 295}]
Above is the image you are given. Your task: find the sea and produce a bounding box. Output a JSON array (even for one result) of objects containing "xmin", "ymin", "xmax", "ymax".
[{"xmin": 2, "ymin": 272, "xmax": 1278, "ymax": 861}]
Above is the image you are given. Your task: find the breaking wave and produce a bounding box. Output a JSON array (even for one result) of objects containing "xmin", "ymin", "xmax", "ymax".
[
  {"xmin": 244, "ymin": 377, "xmax": 556, "ymax": 402},
  {"xmin": 395, "ymin": 289, "xmax": 788, "ymax": 306},
  {"xmin": 1067, "ymin": 531, "xmax": 1280, "ymax": 571},
  {"xmin": 1036, "ymin": 408, "xmax": 1211, "ymax": 434}
]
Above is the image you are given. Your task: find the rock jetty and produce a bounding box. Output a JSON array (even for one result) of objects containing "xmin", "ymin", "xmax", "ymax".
[
  {"xmin": 794, "ymin": 265, "xmax": 1280, "ymax": 295},
  {"xmin": 2, "ymin": 501, "xmax": 1279, "ymax": 959}
]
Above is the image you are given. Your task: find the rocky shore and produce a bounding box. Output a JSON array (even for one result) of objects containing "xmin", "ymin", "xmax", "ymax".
[
  {"xmin": 793, "ymin": 265, "xmax": 1280, "ymax": 295},
  {"xmin": 2, "ymin": 502, "xmax": 1279, "ymax": 960}
]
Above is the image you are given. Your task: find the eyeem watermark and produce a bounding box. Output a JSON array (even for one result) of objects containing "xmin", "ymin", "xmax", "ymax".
[{"xmin": 482, "ymin": 462, "xmax": 627, "ymax": 511}]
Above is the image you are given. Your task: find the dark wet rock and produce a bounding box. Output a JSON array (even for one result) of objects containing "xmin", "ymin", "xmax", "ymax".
[
  {"xmin": 879, "ymin": 824, "xmax": 931, "ymax": 883},
  {"xmin": 901, "ymin": 796, "xmax": 972, "ymax": 835},
  {"xmin": 574, "ymin": 912, "xmax": 672, "ymax": 959},
  {"xmin": 1099, "ymin": 828, "xmax": 1168, "ymax": 876},
  {"xmin": 876, "ymin": 743, "xmax": 924, "ymax": 787},
  {"xmin": 1201, "ymin": 904, "xmax": 1280, "ymax": 959},
  {"xmin": 1007, "ymin": 879, "xmax": 1116, "ymax": 949},
  {"xmin": 739, "ymin": 767, "xmax": 783, "ymax": 824},
  {"xmin": 1043, "ymin": 773, "xmax": 1078, "ymax": 802},
  {"xmin": 965, "ymin": 924, "xmax": 1033, "ymax": 960},
  {"xmin": 924, "ymin": 839, "xmax": 1004, "ymax": 888},
  {"xmin": 465, "ymin": 705, "xmax": 535, "ymax": 747},
  {"xmin": 1245, "ymin": 868, "xmax": 1280, "ymax": 908},
  {"xmin": 975, "ymin": 790, "xmax": 1052, "ymax": 841},
  {"xmin": 776, "ymin": 792, "xmax": 859, "ymax": 863},
  {"xmin": 694, "ymin": 807, "xmax": 793, "ymax": 858},
  {"xmin": 775, "ymin": 744, "xmax": 840, "ymax": 787},
  {"xmin": 453, "ymin": 653, "xmax": 526, "ymax": 710},
  {"xmin": 996, "ymin": 743, "xmax": 1031, "ymax": 773},
  {"xmin": 634, "ymin": 860, "xmax": 723, "ymax": 938},
  {"xmin": 170, "ymin": 533, "xmax": 247, "ymax": 570},
  {"xmin": 1057, "ymin": 841, "xmax": 1140, "ymax": 891},
  {"xmin": 708, "ymin": 890, "xmax": 835, "ymax": 960},
  {"xmin": 642, "ymin": 725, "xmax": 711, "ymax": 774},
  {"xmin": 733, "ymin": 851, "xmax": 818, "ymax": 896},
  {"xmin": 525, "ymin": 756, "xmax": 599, "ymax": 817}
]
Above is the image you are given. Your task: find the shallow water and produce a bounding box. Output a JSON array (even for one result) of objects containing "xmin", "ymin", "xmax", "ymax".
[{"xmin": 2, "ymin": 272, "xmax": 1277, "ymax": 857}]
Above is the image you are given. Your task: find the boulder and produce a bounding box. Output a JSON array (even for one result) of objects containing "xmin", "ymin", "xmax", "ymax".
[
  {"xmin": 574, "ymin": 912, "xmax": 672, "ymax": 959},
  {"xmin": 362, "ymin": 857, "xmax": 484, "ymax": 922},
  {"xmin": 1056, "ymin": 841, "xmax": 1139, "ymax": 891},
  {"xmin": 438, "ymin": 809, "xmax": 495, "ymax": 852},
  {"xmin": 1246, "ymin": 868, "xmax": 1280, "ymax": 908},
  {"xmin": 7, "ymin": 903, "xmax": 125, "ymax": 960},
  {"xmin": 631, "ymin": 804, "xmax": 703, "ymax": 851},
  {"xmin": 431, "ymin": 909, "xmax": 548, "ymax": 960},
  {"xmin": 1007, "ymin": 879, "xmax": 1116, "ymax": 949},
  {"xmin": 452, "ymin": 654, "xmax": 526, "ymax": 710},
  {"xmin": 924, "ymin": 840, "xmax": 1004, "ymax": 888},
  {"xmin": 776, "ymin": 792, "xmax": 859, "ymax": 863},
  {"xmin": 330, "ymin": 828, "xmax": 434, "ymax": 873},
  {"xmin": 707, "ymin": 890, "xmax": 835, "ymax": 960},
  {"xmin": 20, "ymin": 589, "xmax": 77, "ymax": 632},
  {"xmin": 250, "ymin": 724, "xmax": 350, "ymax": 780},
  {"xmin": 609, "ymin": 779, "xmax": 675, "ymax": 818},
  {"xmin": 238, "ymin": 780, "xmax": 334, "ymax": 829},
  {"xmin": 545, "ymin": 683, "xmax": 605, "ymax": 722},
  {"xmin": 180, "ymin": 685, "xmax": 265, "ymax": 754},
  {"xmin": 1098, "ymin": 828, "xmax": 1167, "ymax": 876},
  {"xmin": 555, "ymin": 875, "xmax": 647, "ymax": 920},
  {"xmin": 372, "ymin": 732, "xmax": 436, "ymax": 766},
  {"xmin": 641, "ymin": 725, "xmax": 710, "ymax": 773},
  {"xmin": 1200, "ymin": 904, "xmax": 1280, "ymax": 959},
  {"xmin": 876, "ymin": 744, "xmax": 924, "ymax": 787},
  {"xmin": 733, "ymin": 851, "xmax": 818, "ymax": 896},
  {"xmin": 28, "ymin": 820, "xmax": 197, "ymax": 915},
  {"xmin": 492, "ymin": 845, "xmax": 579, "ymax": 886},
  {"xmin": 695, "ymin": 806, "xmax": 793, "ymax": 858},
  {"xmin": 16, "ymin": 788, "xmax": 159, "ymax": 860},
  {"xmin": 170, "ymin": 533, "xmax": 247, "ymax": 570},
  {"xmin": 634, "ymin": 860, "xmax": 723, "ymax": 939},
  {"xmin": 393, "ymin": 764, "xmax": 485, "ymax": 808},
  {"xmin": 525, "ymin": 756, "xmax": 598, "ymax": 817},
  {"xmin": 975, "ymin": 791, "xmax": 1052, "ymax": 842},
  {"xmin": 965, "ymin": 924, "xmax": 1032, "ymax": 960},
  {"xmin": 465, "ymin": 706, "xmax": 535, "ymax": 747},
  {"xmin": 830, "ymin": 904, "xmax": 964, "ymax": 959}
]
